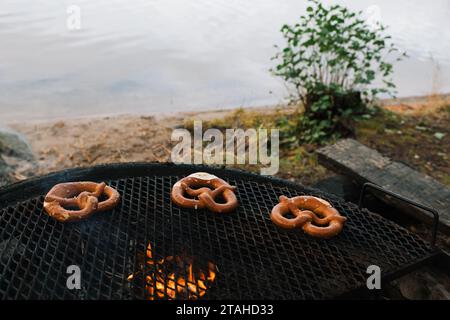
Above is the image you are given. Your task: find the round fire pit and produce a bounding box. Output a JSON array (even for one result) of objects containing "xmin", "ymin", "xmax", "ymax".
[{"xmin": 0, "ymin": 163, "xmax": 438, "ymax": 300}]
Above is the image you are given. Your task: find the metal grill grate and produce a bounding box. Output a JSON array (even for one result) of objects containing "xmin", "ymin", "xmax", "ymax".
[{"xmin": 0, "ymin": 163, "xmax": 438, "ymax": 299}]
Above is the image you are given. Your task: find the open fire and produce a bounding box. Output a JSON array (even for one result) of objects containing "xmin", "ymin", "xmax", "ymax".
[{"xmin": 128, "ymin": 244, "xmax": 217, "ymax": 300}]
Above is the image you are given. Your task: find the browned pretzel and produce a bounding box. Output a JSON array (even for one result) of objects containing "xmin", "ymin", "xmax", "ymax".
[
  {"xmin": 43, "ymin": 182, "xmax": 120, "ymax": 222},
  {"xmin": 270, "ymin": 195, "xmax": 347, "ymax": 239},
  {"xmin": 171, "ymin": 172, "xmax": 238, "ymax": 213}
]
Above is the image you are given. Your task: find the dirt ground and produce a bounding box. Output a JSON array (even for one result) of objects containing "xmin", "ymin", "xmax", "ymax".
[
  {"xmin": 357, "ymin": 95, "xmax": 450, "ymax": 187},
  {"xmin": 10, "ymin": 115, "xmax": 177, "ymax": 177}
]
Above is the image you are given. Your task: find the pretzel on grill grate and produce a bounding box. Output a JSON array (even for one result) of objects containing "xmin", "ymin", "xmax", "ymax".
[
  {"xmin": 271, "ymin": 195, "xmax": 347, "ymax": 238},
  {"xmin": 171, "ymin": 172, "xmax": 238, "ymax": 213},
  {"xmin": 43, "ymin": 182, "xmax": 120, "ymax": 222}
]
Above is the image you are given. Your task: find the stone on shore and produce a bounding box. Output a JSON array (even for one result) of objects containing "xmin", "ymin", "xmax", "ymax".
[
  {"xmin": 0, "ymin": 127, "xmax": 36, "ymax": 187},
  {"xmin": 0, "ymin": 127, "xmax": 34, "ymax": 160}
]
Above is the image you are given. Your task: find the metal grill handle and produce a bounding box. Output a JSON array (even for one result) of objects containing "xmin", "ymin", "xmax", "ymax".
[{"xmin": 358, "ymin": 182, "xmax": 439, "ymax": 247}]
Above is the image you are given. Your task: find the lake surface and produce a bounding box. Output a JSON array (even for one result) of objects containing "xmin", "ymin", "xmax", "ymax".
[{"xmin": 1, "ymin": 0, "xmax": 449, "ymax": 123}]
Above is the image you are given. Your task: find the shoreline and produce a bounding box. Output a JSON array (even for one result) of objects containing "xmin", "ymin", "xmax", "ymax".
[
  {"xmin": 4, "ymin": 104, "xmax": 288, "ymax": 127},
  {"xmin": 4, "ymin": 93, "xmax": 450, "ymax": 127}
]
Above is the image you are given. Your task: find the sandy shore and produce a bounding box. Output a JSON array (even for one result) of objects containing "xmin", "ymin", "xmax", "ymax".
[
  {"xmin": 10, "ymin": 115, "xmax": 176, "ymax": 178},
  {"xmin": 7, "ymin": 104, "xmax": 289, "ymax": 179}
]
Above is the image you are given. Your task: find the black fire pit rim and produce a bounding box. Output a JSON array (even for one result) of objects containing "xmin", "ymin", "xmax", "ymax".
[
  {"xmin": 0, "ymin": 161, "xmax": 443, "ymax": 299},
  {"xmin": 0, "ymin": 161, "xmax": 340, "ymax": 206}
]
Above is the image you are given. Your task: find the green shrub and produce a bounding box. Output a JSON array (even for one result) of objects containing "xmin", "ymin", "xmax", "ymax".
[{"xmin": 272, "ymin": 0, "xmax": 406, "ymax": 144}]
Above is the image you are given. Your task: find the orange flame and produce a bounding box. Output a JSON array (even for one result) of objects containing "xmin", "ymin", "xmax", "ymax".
[{"xmin": 128, "ymin": 243, "xmax": 216, "ymax": 300}]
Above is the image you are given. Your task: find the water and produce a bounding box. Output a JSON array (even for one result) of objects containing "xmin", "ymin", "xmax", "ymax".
[{"xmin": 1, "ymin": 0, "xmax": 449, "ymax": 123}]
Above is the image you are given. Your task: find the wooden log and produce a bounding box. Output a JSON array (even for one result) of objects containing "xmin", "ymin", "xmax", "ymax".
[{"xmin": 317, "ymin": 139, "xmax": 450, "ymax": 233}]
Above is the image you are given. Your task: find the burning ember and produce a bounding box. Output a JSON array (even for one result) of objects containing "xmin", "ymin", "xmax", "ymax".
[{"xmin": 128, "ymin": 243, "xmax": 217, "ymax": 300}]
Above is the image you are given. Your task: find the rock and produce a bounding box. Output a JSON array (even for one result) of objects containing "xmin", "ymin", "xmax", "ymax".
[
  {"xmin": 0, "ymin": 127, "xmax": 36, "ymax": 187},
  {"xmin": 0, "ymin": 157, "xmax": 13, "ymax": 187},
  {"xmin": 415, "ymin": 126, "xmax": 428, "ymax": 131},
  {"xmin": 0, "ymin": 127, "xmax": 34, "ymax": 160},
  {"xmin": 396, "ymin": 272, "xmax": 430, "ymax": 300},
  {"xmin": 430, "ymin": 283, "xmax": 450, "ymax": 300},
  {"xmin": 394, "ymin": 268, "xmax": 450, "ymax": 300},
  {"xmin": 381, "ymin": 283, "xmax": 405, "ymax": 300},
  {"xmin": 434, "ymin": 132, "xmax": 446, "ymax": 140}
]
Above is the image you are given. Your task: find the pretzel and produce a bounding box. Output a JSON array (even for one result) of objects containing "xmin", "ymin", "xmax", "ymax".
[
  {"xmin": 43, "ymin": 182, "xmax": 120, "ymax": 222},
  {"xmin": 171, "ymin": 172, "xmax": 238, "ymax": 213},
  {"xmin": 271, "ymin": 195, "xmax": 347, "ymax": 239}
]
